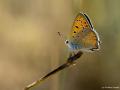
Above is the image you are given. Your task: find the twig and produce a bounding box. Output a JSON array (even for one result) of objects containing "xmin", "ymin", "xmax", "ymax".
[{"xmin": 24, "ymin": 51, "xmax": 83, "ymax": 90}]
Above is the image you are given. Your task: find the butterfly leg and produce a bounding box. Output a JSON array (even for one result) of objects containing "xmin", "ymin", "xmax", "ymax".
[
  {"xmin": 68, "ymin": 51, "xmax": 76, "ymax": 62},
  {"xmin": 90, "ymin": 48, "xmax": 94, "ymax": 51},
  {"xmin": 68, "ymin": 52, "xmax": 72, "ymax": 58},
  {"xmin": 69, "ymin": 51, "xmax": 76, "ymax": 57},
  {"xmin": 67, "ymin": 51, "xmax": 83, "ymax": 63}
]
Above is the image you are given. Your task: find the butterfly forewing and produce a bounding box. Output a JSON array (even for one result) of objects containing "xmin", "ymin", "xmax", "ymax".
[{"xmin": 72, "ymin": 13, "xmax": 93, "ymax": 35}]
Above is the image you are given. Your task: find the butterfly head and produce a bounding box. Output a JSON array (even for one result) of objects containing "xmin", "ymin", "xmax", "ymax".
[
  {"xmin": 65, "ymin": 40, "xmax": 71, "ymax": 49},
  {"xmin": 65, "ymin": 39, "xmax": 73, "ymax": 50},
  {"xmin": 65, "ymin": 39, "xmax": 81, "ymax": 51},
  {"xmin": 65, "ymin": 40, "xmax": 69, "ymax": 44}
]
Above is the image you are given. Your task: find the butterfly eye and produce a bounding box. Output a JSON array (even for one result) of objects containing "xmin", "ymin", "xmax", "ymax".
[{"xmin": 65, "ymin": 40, "xmax": 69, "ymax": 44}]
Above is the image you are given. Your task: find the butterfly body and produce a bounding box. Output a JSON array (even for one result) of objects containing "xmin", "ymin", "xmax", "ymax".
[{"xmin": 66, "ymin": 13, "xmax": 100, "ymax": 52}]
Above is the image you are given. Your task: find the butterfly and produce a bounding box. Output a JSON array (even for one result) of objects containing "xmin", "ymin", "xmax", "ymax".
[
  {"xmin": 65, "ymin": 12, "xmax": 100, "ymax": 52},
  {"xmin": 25, "ymin": 13, "xmax": 101, "ymax": 90}
]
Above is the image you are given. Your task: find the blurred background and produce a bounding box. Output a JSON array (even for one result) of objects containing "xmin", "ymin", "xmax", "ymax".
[{"xmin": 0, "ymin": 0, "xmax": 120, "ymax": 90}]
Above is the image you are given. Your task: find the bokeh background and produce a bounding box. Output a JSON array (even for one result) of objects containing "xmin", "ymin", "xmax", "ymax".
[{"xmin": 0, "ymin": 0, "xmax": 120, "ymax": 90}]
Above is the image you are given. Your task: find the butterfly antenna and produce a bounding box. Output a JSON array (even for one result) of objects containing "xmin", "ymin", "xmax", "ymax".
[
  {"xmin": 58, "ymin": 32, "xmax": 62, "ymax": 37},
  {"xmin": 57, "ymin": 32, "xmax": 66, "ymax": 42}
]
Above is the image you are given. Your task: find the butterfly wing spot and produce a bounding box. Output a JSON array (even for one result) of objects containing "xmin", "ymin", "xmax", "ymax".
[
  {"xmin": 75, "ymin": 26, "xmax": 79, "ymax": 28},
  {"xmin": 74, "ymin": 31, "xmax": 76, "ymax": 33},
  {"xmin": 98, "ymin": 41, "xmax": 101, "ymax": 44},
  {"xmin": 80, "ymin": 20, "xmax": 82, "ymax": 23},
  {"xmin": 85, "ymin": 25, "xmax": 88, "ymax": 28},
  {"xmin": 76, "ymin": 20, "xmax": 81, "ymax": 21},
  {"xmin": 81, "ymin": 24, "xmax": 83, "ymax": 27}
]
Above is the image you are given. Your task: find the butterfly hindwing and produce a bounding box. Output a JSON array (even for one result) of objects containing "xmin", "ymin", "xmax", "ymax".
[{"xmin": 82, "ymin": 29, "xmax": 99, "ymax": 50}]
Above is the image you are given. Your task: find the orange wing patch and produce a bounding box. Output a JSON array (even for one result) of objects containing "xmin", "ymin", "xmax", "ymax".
[
  {"xmin": 83, "ymin": 31, "xmax": 98, "ymax": 49},
  {"xmin": 71, "ymin": 14, "xmax": 91, "ymax": 37}
]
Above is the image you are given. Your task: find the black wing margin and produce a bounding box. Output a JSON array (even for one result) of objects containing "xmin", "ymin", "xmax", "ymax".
[{"xmin": 83, "ymin": 13, "xmax": 93, "ymax": 29}]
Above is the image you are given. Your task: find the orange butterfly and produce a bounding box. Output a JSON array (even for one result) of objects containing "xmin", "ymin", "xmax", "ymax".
[{"xmin": 65, "ymin": 13, "xmax": 100, "ymax": 52}]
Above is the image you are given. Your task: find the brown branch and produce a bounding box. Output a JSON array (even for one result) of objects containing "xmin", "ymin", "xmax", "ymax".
[{"xmin": 24, "ymin": 51, "xmax": 83, "ymax": 90}]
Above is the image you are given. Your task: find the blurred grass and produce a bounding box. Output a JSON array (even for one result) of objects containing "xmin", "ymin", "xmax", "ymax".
[{"xmin": 0, "ymin": 0, "xmax": 120, "ymax": 90}]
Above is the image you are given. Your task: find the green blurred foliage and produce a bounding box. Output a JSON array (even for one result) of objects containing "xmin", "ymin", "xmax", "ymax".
[{"xmin": 0, "ymin": 0, "xmax": 120, "ymax": 90}]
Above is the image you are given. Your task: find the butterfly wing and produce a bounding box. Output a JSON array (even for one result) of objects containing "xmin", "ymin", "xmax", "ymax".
[{"xmin": 69, "ymin": 13, "xmax": 100, "ymax": 51}]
